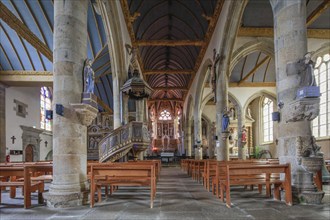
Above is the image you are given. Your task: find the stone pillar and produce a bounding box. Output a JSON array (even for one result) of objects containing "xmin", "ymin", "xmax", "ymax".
[
  {"xmin": 270, "ymin": 0, "xmax": 309, "ymax": 171},
  {"xmin": 46, "ymin": 0, "xmax": 89, "ymax": 207},
  {"xmin": 113, "ymin": 77, "xmax": 121, "ymax": 129},
  {"xmin": 237, "ymin": 110, "xmax": 246, "ymax": 159},
  {"xmin": 216, "ymin": 72, "xmax": 229, "ymax": 161},
  {"xmin": 208, "ymin": 123, "xmax": 215, "ymax": 158},
  {"xmin": 0, "ymin": 83, "xmax": 5, "ymax": 162},
  {"xmin": 185, "ymin": 120, "xmax": 192, "ymax": 156},
  {"xmin": 121, "ymin": 94, "xmax": 129, "ymax": 125},
  {"xmin": 193, "ymin": 110, "xmax": 202, "ymax": 159}
]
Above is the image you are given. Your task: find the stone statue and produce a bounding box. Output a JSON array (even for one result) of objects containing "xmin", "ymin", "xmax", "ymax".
[
  {"xmin": 222, "ymin": 107, "xmax": 230, "ymax": 132},
  {"xmin": 296, "ymin": 135, "xmax": 322, "ymax": 159},
  {"xmin": 84, "ymin": 59, "xmax": 95, "ymax": 93},
  {"xmin": 298, "ymin": 53, "xmax": 316, "ymax": 88}
]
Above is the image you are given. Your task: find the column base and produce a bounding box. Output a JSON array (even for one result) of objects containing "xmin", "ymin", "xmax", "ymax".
[
  {"xmin": 194, "ymin": 147, "xmax": 203, "ymax": 160},
  {"xmin": 44, "ymin": 190, "xmax": 89, "ymax": 208}
]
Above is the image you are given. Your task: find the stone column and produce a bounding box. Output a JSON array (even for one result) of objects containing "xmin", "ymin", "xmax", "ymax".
[
  {"xmin": 0, "ymin": 83, "xmax": 5, "ymax": 162},
  {"xmin": 185, "ymin": 120, "xmax": 192, "ymax": 156},
  {"xmin": 46, "ymin": 0, "xmax": 88, "ymax": 207},
  {"xmin": 193, "ymin": 110, "xmax": 202, "ymax": 159},
  {"xmin": 237, "ymin": 110, "xmax": 246, "ymax": 159},
  {"xmin": 121, "ymin": 94, "xmax": 129, "ymax": 125},
  {"xmin": 113, "ymin": 77, "xmax": 121, "ymax": 129},
  {"xmin": 216, "ymin": 72, "xmax": 229, "ymax": 161},
  {"xmin": 270, "ymin": 0, "xmax": 309, "ymax": 171}
]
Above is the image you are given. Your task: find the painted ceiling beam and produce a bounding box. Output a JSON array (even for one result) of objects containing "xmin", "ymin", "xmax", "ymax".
[
  {"xmin": 144, "ymin": 69, "xmax": 194, "ymax": 75},
  {"xmin": 229, "ymin": 82, "xmax": 276, "ymax": 87},
  {"xmin": 238, "ymin": 27, "xmax": 330, "ymax": 39},
  {"xmin": 136, "ymin": 40, "xmax": 204, "ymax": 47},
  {"xmin": 306, "ymin": 0, "xmax": 330, "ymax": 27},
  {"xmin": 148, "ymin": 98, "xmax": 183, "ymax": 102},
  {"xmin": 0, "ymin": 70, "xmax": 53, "ymax": 86},
  {"xmin": 238, "ymin": 56, "xmax": 270, "ymax": 85},
  {"xmin": 0, "ymin": 1, "xmax": 53, "ymax": 61},
  {"xmin": 96, "ymin": 96, "xmax": 113, "ymax": 114},
  {"xmin": 152, "ymin": 86, "xmax": 188, "ymax": 91}
]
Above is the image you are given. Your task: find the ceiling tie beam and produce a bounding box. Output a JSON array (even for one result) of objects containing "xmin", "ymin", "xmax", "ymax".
[
  {"xmin": 238, "ymin": 56, "xmax": 270, "ymax": 85},
  {"xmin": 136, "ymin": 40, "xmax": 204, "ymax": 47},
  {"xmin": 238, "ymin": 27, "xmax": 330, "ymax": 39},
  {"xmin": 152, "ymin": 86, "xmax": 188, "ymax": 91},
  {"xmin": 96, "ymin": 96, "xmax": 113, "ymax": 114},
  {"xmin": 306, "ymin": 0, "xmax": 330, "ymax": 27},
  {"xmin": 0, "ymin": 1, "xmax": 53, "ymax": 61},
  {"xmin": 144, "ymin": 69, "xmax": 194, "ymax": 75}
]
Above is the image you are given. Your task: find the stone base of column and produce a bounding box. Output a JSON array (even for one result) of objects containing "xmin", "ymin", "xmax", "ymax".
[
  {"xmin": 44, "ymin": 190, "xmax": 89, "ymax": 208},
  {"xmin": 194, "ymin": 147, "xmax": 203, "ymax": 160},
  {"xmin": 291, "ymin": 167, "xmax": 324, "ymax": 204}
]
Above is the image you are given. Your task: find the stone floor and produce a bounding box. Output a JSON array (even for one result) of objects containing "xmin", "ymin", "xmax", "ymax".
[{"xmin": 0, "ymin": 166, "xmax": 329, "ymax": 220}]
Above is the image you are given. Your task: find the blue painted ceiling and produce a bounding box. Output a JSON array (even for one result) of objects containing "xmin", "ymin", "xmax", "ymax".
[{"xmin": 0, "ymin": 0, "xmax": 113, "ymax": 111}]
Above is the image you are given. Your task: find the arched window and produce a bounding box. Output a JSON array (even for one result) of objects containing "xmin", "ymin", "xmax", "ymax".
[
  {"xmin": 312, "ymin": 53, "xmax": 330, "ymax": 138},
  {"xmin": 159, "ymin": 109, "xmax": 172, "ymax": 120},
  {"xmin": 262, "ymin": 97, "xmax": 273, "ymax": 143},
  {"xmin": 40, "ymin": 87, "xmax": 52, "ymax": 131}
]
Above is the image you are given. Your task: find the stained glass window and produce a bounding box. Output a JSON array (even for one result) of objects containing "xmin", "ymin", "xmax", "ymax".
[
  {"xmin": 159, "ymin": 110, "xmax": 172, "ymax": 120},
  {"xmin": 40, "ymin": 87, "xmax": 52, "ymax": 131}
]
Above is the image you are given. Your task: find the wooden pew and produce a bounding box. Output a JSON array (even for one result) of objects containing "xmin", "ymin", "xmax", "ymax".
[
  {"xmin": 202, "ymin": 160, "xmax": 217, "ymax": 191},
  {"xmin": 127, "ymin": 160, "xmax": 161, "ymax": 181},
  {"xmin": 90, "ymin": 163, "xmax": 156, "ymax": 208},
  {"xmin": 212, "ymin": 160, "xmax": 280, "ymax": 198},
  {"xmin": 191, "ymin": 160, "xmax": 205, "ymax": 183},
  {"xmin": 0, "ymin": 164, "xmax": 52, "ymax": 208},
  {"xmin": 218, "ymin": 163, "xmax": 292, "ymax": 208}
]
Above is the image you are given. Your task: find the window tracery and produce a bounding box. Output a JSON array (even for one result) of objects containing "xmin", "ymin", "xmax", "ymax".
[{"xmin": 312, "ymin": 53, "xmax": 330, "ymax": 138}]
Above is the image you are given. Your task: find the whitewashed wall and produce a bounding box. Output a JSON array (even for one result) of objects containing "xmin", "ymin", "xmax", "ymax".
[{"xmin": 5, "ymin": 87, "xmax": 52, "ymax": 161}]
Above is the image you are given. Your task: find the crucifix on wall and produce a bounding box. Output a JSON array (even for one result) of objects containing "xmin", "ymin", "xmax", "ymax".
[
  {"xmin": 11, "ymin": 136, "xmax": 16, "ymax": 144},
  {"xmin": 45, "ymin": 141, "xmax": 48, "ymax": 148}
]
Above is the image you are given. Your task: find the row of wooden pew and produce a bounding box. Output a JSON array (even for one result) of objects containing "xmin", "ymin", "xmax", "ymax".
[
  {"xmin": 88, "ymin": 160, "xmax": 161, "ymax": 208},
  {"xmin": 0, "ymin": 160, "xmax": 161, "ymax": 209},
  {"xmin": 181, "ymin": 158, "xmax": 293, "ymax": 208},
  {"xmin": 0, "ymin": 161, "xmax": 53, "ymax": 208}
]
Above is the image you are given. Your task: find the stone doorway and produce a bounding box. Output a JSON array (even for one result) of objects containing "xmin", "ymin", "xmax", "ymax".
[
  {"xmin": 20, "ymin": 125, "xmax": 43, "ymax": 162},
  {"xmin": 25, "ymin": 144, "xmax": 34, "ymax": 162}
]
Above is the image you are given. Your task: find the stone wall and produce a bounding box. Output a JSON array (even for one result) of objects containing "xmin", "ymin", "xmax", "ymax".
[{"xmin": 317, "ymin": 138, "xmax": 330, "ymax": 159}]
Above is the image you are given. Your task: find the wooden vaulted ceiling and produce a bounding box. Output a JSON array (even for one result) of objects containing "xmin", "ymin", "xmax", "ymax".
[
  {"xmin": 121, "ymin": 0, "xmax": 224, "ymax": 108},
  {"xmin": 0, "ymin": 0, "xmax": 329, "ymax": 113}
]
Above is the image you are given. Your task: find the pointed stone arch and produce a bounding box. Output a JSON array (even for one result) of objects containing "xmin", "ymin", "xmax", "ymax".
[
  {"xmin": 230, "ymin": 39, "xmax": 275, "ymax": 75},
  {"xmin": 243, "ymin": 90, "xmax": 276, "ymax": 115}
]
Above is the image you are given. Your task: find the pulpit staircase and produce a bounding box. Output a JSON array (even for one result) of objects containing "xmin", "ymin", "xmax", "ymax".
[{"xmin": 98, "ymin": 121, "xmax": 151, "ymax": 162}]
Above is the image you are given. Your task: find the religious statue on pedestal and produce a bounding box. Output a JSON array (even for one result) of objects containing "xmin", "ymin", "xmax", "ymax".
[
  {"xmin": 222, "ymin": 107, "xmax": 230, "ymax": 132},
  {"xmin": 241, "ymin": 125, "xmax": 247, "ymax": 143},
  {"xmin": 84, "ymin": 59, "xmax": 95, "ymax": 93},
  {"xmin": 298, "ymin": 52, "xmax": 316, "ymax": 88}
]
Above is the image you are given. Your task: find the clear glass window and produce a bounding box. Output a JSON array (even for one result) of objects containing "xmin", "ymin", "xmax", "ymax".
[
  {"xmin": 312, "ymin": 53, "xmax": 330, "ymax": 138},
  {"xmin": 262, "ymin": 97, "xmax": 273, "ymax": 142}
]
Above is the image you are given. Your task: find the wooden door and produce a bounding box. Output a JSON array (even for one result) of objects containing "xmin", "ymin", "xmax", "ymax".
[{"xmin": 25, "ymin": 145, "xmax": 34, "ymax": 162}]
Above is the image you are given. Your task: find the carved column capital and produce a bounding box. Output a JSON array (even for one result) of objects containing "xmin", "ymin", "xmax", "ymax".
[{"xmin": 70, "ymin": 103, "xmax": 98, "ymax": 126}]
